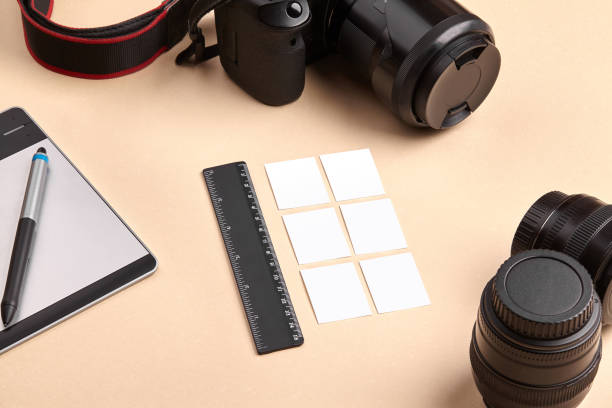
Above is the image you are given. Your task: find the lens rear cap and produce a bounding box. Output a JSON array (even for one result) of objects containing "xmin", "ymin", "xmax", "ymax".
[
  {"xmin": 492, "ymin": 250, "xmax": 594, "ymax": 339},
  {"xmin": 414, "ymin": 34, "xmax": 501, "ymax": 129}
]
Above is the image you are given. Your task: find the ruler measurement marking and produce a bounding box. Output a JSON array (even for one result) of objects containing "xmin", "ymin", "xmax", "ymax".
[
  {"xmin": 205, "ymin": 171, "xmax": 265, "ymax": 347},
  {"xmin": 238, "ymin": 165, "xmax": 303, "ymax": 339},
  {"xmin": 237, "ymin": 163, "xmax": 303, "ymax": 337},
  {"xmin": 204, "ymin": 163, "xmax": 303, "ymax": 354}
]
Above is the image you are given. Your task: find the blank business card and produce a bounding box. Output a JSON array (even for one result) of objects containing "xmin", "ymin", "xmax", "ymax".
[
  {"xmin": 320, "ymin": 149, "xmax": 385, "ymax": 201},
  {"xmin": 360, "ymin": 253, "xmax": 430, "ymax": 313},
  {"xmin": 301, "ymin": 263, "xmax": 372, "ymax": 323},
  {"xmin": 283, "ymin": 208, "xmax": 352, "ymax": 264},
  {"xmin": 340, "ymin": 199, "xmax": 407, "ymax": 255},
  {"xmin": 265, "ymin": 157, "xmax": 330, "ymax": 210}
]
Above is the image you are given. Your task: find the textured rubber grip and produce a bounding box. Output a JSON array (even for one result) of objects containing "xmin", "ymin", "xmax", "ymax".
[
  {"xmin": 470, "ymin": 338, "xmax": 601, "ymax": 407},
  {"xmin": 565, "ymin": 206, "xmax": 612, "ymax": 261},
  {"xmin": 511, "ymin": 191, "xmax": 568, "ymax": 255}
]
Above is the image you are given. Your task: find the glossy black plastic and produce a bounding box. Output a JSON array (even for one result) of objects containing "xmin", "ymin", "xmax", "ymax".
[
  {"xmin": 214, "ymin": 0, "xmax": 500, "ymax": 128},
  {"xmin": 331, "ymin": 0, "xmax": 500, "ymax": 128}
]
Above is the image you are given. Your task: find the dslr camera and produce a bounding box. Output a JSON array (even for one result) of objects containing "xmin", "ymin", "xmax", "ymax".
[{"xmin": 208, "ymin": 0, "xmax": 501, "ymax": 129}]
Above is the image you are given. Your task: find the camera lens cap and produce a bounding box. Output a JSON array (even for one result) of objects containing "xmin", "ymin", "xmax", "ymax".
[
  {"xmin": 414, "ymin": 34, "xmax": 501, "ymax": 129},
  {"xmin": 492, "ymin": 250, "xmax": 594, "ymax": 339}
]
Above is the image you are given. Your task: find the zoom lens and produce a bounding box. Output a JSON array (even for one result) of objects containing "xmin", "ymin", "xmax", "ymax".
[
  {"xmin": 327, "ymin": 0, "xmax": 501, "ymax": 129},
  {"xmin": 470, "ymin": 250, "xmax": 602, "ymax": 408},
  {"xmin": 512, "ymin": 191, "xmax": 612, "ymax": 324}
]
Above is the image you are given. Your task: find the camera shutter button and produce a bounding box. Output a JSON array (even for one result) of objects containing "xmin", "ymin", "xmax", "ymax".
[{"xmin": 287, "ymin": 2, "xmax": 302, "ymax": 18}]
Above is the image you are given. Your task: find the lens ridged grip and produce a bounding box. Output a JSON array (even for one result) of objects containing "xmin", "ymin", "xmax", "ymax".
[
  {"xmin": 512, "ymin": 191, "xmax": 568, "ymax": 255},
  {"xmin": 492, "ymin": 250, "xmax": 594, "ymax": 339},
  {"xmin": 493, "ymin": 284, "xmax": 593, "ymax": 339},
  {"xmin": 565, "ymin": 205, "xmax": 612, "ymax": 261},
  {"xmin": 477, "ymin": 310, "xmax": 601, "ymax": 365},
  {"xmin": 470, "ymin": 339, "xmax": 601, "ymax": 407},
  {"xmin": 538, "ymin": 194, "xmax": 598, "ymax": 251}
]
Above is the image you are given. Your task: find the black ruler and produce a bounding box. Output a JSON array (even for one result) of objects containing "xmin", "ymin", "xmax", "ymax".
[{"xmin": 203, "ymin": 162, "xmax": 304, "ymax": 354}]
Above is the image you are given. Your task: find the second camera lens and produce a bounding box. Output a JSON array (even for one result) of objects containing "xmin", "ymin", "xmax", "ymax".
[{"xmin": 512, "ymin": 191, "xmax": 612, "ymax": 324}]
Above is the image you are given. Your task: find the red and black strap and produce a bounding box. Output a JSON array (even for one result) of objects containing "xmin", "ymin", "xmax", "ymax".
[{"xmin": 17, "ymin": 0, "xmax": 200, "ymax": 78}]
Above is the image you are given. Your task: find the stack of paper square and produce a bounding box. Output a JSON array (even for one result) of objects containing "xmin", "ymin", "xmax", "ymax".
[{"xmin": 265, "ymin": 149, "xmax": 430, "ymax": 323}]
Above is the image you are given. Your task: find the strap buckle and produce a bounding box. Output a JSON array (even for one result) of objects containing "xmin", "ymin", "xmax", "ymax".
[{"xmin": 176, "ymin": 27, "xmax": 220, "ymax": 65}]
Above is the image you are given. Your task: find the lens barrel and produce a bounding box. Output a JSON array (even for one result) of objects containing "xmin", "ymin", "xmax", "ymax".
[
  {"xmin": 470, "ymin": 250, "xmax": 602, "ymax": 408},
  {"xmin": 512, "ymin": 191, "xmax": 612, "ymax": 324},
  {"xmin": 328, "ymin": 0, "xmax": 501, "ymax": 129}
]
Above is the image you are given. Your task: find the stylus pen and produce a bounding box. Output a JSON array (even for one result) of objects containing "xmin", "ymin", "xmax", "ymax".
[{"xmin": 1, "ymin": 147, "xmax": 49, "ymax": 327}]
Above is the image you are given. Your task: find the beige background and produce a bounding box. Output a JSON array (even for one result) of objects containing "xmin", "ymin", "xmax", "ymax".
[{"xmin": 1, "ymin": 0, "xmax": 611, "ymax": 406}]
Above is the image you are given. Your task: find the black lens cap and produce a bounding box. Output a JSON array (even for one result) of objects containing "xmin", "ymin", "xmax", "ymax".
[
  {"xmin": 414, "ymin": 34, "xmax": 501, "ymax": 129},
  {"xmin": 492, "ymin": 250, "xmax": 594, "ymax": 339}
]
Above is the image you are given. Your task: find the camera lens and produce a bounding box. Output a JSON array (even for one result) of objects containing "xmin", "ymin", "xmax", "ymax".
[
  {"xmin": 326, "ymin": 0, "xmax": 501, "ymax": 129},
  {"xmin": 512, "ymin": 191, "xmax": 612, "ymax": 324},
  {"xmin": 470, "ymin": 250, "xmax": 602, "ymax": 408}
]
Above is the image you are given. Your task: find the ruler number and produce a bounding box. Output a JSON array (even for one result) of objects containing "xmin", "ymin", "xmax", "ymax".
[{"xmin": 206, "ymin": 162, "xmax": 303, "ymax": 353}]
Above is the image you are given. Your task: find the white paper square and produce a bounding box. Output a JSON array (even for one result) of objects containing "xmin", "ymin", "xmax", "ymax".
[
  {"xmin": 301, "ymin": 263, "xmax": 372, "ymax": 323},
  {"xmin": 265, "ymin": 157, "xmax": 330, "ymax": 209},
  {"xmin": 320, "ymin": 149, "xmax": 385, "ymax": 201},
  {"xmin": 283, "ymin": 208, "xmax": 352, "ymax": 264},
  {"xmin": 340, "ymin": 199, "xmax": 407, "ymax": 255},
  {"xmin": 360, "ymin": 253, "xmax": 430, "ymax": 313}
]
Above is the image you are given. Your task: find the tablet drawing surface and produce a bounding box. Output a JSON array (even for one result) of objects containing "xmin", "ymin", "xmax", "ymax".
[{"xmin": 0, "ymin": 108, "xmax": 155, "ymax": 352}]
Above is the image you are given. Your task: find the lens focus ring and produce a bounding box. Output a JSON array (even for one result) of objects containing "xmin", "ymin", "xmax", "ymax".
[
  {"xmin": 477, "ymin": 310, "xmax": 601, "ymax": 364},
  {"xmin": 470, "ymin": 339, "xmax": 601, "ymax": 408},
  {"xmin": 512, "ymin": 191, "xmax": 568, "ymax": 255},
  {"xmin": 538, "ymin": 194, "xmax": 593, "ymax": 251},
  {"xmin": 565, "ymin": 205, "xmax": 612, "ymax": 261}
]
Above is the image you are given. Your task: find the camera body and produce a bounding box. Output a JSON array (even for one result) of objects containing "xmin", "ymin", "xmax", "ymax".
[
  {"xmin": 214, "ymin": 0, "xmax": 501, "ymax": 129},
  {"xmin": 214, "ymin": 0, "xmax": 314, "ymax": 106}
]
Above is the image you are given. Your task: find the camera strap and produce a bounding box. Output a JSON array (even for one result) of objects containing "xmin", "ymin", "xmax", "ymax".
[
  {"xmin": 16, "ymin": 0, "xmax": 208, "ymax": 78},
  {"xmin": 175, "ymin": 0, "xmax": 232, "ymax": 66}
]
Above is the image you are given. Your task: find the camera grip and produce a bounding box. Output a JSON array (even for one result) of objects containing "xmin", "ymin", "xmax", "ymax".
[{"xmin": 215, "ymin": 1, "xmax": 309, "ymax": 106}]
